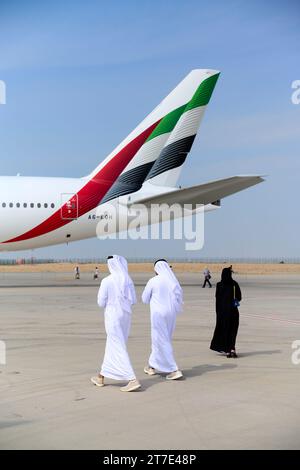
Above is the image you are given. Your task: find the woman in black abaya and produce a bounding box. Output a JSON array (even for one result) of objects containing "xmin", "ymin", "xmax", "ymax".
[{"xmin": 210, "ymin": 267, "xmax": 242, "ymax": 358}]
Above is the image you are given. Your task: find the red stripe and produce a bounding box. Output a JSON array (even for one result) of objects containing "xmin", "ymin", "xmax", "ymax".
[{"xmin": 4, "ymin": 121, "xmax": 159, "ymax": 243}]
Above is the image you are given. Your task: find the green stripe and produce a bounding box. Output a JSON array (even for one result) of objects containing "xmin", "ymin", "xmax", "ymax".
[
  {"xmin": 185, "ymin": 73, "xmax": 220, "ymax": 111},
  {"xmin": 146, "ymin": 73, "xmax": 219, "ymax": 142},
  {"xmin": 146, "ymin": 104, "xmax": 186, "ymax": 142}
]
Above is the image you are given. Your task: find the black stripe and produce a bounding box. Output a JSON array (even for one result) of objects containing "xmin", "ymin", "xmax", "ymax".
[
  {"xmin": 101, "ymin": 161, "xmax": 154, "ymax": 204},
  {"xmin": 145, "ymin": 135, "xmax": 196, "ymax": 180}
]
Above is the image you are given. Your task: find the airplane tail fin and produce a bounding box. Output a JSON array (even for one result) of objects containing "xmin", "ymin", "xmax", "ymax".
[
  {"xmin": 144, "ymin": 71, "xmax": 219, "ymax": 188},
  {"xmin": 99, "ymin": 69, "xmax": 219, "ymax": 204}
]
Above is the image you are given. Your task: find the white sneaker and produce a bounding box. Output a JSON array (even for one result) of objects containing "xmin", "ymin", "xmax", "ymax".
[
  {"xmin": 120, "ymin": 379, "xmax": 141, "ymax": 392},
  {"xmin": 91, "ymin": 375, "xmax": 104, "ymax": 387},
  {"xmin": 144, "ymin": 366, "xmax": 157, "ymax": 376},
  {"xmin": 166, "ymin": 370, "xmax": 183, "ymax": 380}
]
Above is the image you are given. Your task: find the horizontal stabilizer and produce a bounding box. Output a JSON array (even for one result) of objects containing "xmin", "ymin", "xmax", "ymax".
[{"xmin": 128, "ymin": 176, "xmax": 264, "ymax": 207}]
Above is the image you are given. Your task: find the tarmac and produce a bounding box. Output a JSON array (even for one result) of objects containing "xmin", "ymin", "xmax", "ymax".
[{"xmin": 0, "ymin": 272, "xmax": 300, "ymax": 449}]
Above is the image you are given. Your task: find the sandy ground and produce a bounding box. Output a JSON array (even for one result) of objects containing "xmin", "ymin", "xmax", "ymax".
[
  {"xmin": 0, "ymin": 272, "xmax": 300, "ymax": 449},
  {"xmin": 1, "ymin": 262, "xmax": 300, "ymax": 275}
]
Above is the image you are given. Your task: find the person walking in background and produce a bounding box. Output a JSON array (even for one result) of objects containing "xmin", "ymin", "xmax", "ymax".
[
  {"xmin": 91, "ymin": 255, "xmax": 141, "ymax": 392},
  {"xmin": 142, "ymin": 259, "xmax": 183, "ymax": 380},
  {"xmin": 93, "ymin": 266, "xmax": 99, "ymax": 280},
  {"xmin": 210, "ymin": 267, "xmax": 242, "ymax": 358},
  {"xmin": 74, "ymin": 265, "xmax": 80, "ymax": 280},
  {"xmin": 202, "ymin": 266, "xmax": 212, "ymax": 288}
]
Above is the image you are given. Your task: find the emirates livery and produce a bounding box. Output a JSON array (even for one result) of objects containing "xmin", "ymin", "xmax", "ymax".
[{"xmin": 0, "ymin": 69, "xmax": 263, "ymax": 252}]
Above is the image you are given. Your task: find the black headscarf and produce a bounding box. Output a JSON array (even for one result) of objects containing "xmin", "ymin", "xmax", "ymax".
[
  {"xmin": 221, "ymin": 267, "xmax": 233, "ymax": 284},
  {"xmin": 154, "ymin": 258, "xmax": 167, "ymax": 266}
]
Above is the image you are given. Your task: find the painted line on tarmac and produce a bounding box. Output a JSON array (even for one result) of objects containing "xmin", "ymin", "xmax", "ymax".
[{"xmin": 243, "ymin": 313, "xmax": 300, "ymax": 326}]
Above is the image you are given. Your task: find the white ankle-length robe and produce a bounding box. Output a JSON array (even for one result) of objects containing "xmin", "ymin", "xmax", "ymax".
[
  {"xmin": 98, "ymin": 275, "xmax": 136, "ymax": 381},
  {"xmin": 142, "ymin": 268, "xmax": 183, "ymax": 373}
]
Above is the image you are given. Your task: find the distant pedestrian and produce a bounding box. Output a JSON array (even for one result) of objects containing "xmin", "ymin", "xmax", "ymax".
[
  {"xmin": 202, "ymin": 267, "xmax": 212, "ymax": 288},
  {"xmin": 210, "ymin": 267, "xmax": 242, "ymax": 358},
  {"xmin": 75, "ymin": 265, "xmax": 80, "ymax": 280},
  {"xmin": 93, "ymin": 267, "xmax": 99, "ymax": 280}
]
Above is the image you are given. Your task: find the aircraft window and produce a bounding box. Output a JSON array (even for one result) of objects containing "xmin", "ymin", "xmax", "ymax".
[
  {"xmin": 30, "ymin": 203, "xmax": 34, "ymax": 208},
  {"xmin": 16, "ymin": 203, "xmax": 20, "ymax": 208},
  {"xmin": 51, "ymin": 203, "xmax": 55, "ymax": 208},
  {"xmin": 44, "ymin": 203, "xmax": 48, "ymax": 208},
  {"xmin": 37, "ymin": 203, "xmax": 41, "ymax": 208},
  {"xmin": 9, "ymin": 203, "xmax": 13, "ymax": 208},
  {"xmin": 2, "ymin": 203, "xmax": 6, "ymax": 208},
  {"xmin": 23, "ymin": 203, "xmax": 27, "ymax": 208}
]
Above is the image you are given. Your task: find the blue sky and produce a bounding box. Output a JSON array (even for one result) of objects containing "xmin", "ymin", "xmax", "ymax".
[{"xmin": 0, "ymin": 0, "xmax": 299, "ymax": 260}]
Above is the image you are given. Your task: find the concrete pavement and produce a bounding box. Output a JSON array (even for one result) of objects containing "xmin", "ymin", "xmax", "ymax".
[{"xmin": 0, "ymin": 272, "xmax": 299, "ymax": 449}]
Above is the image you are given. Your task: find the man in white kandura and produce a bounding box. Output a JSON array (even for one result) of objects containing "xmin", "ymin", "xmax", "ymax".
[
  {"xmin": 142, "ymin": 259, "xmax": 183, "ymax": 380},
  {"xmin": 91, "ymin": 255, "xmax": 141, "ymax": 392}
]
